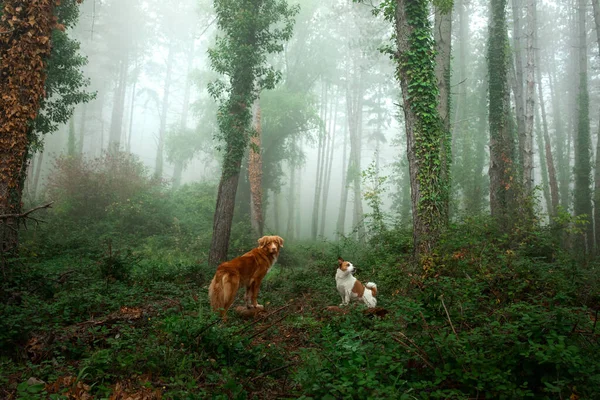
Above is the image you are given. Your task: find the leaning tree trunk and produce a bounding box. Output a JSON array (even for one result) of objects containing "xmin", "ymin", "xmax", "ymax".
[
  {"xmin": 0, "ymin": 0, "xmax": 56, "ymax": 266},
  {"xmin": 311, "ymin": 82, "xmax": 328, "ymax": 239},
  {"xmin": 533, "ymin": 0, "xmax": 559, "ymax": 216},
  {"xmin": 249, "ymin": 98, "xmax": 264, "ymax": 237},
  {"xmin": 395, "ymin": 0, "xmax": 449, "ymax": 261}
]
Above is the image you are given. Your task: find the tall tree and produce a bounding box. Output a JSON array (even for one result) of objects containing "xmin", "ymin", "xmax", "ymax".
[
  {"xmin": 249, "ymin": 99, "xmax": 264, "ymax": 237},
  {"xmin": 434, "ymin": 2, "xmax": 452, "ymax": 221},
  {"xmin": 0, "ymin": 0, "xmax": 90, "ymax": 264},
  {"xmin": 488, "ymin": 0, "xmax": 517, "ymax": 230},
  {"xmin": 522, "ymin": 0, "xmax": 535, "ymax": 197},
  {"xmin": 574, "ymin": 0, "xmax": 593, "ymax": 252},
  {"xmin": 207, "ymin": 0, "xmax": 298, "ymax": 265},
  {"xmin": 383, "ymin": 0, "xmax": 450, "ymax": 260}
]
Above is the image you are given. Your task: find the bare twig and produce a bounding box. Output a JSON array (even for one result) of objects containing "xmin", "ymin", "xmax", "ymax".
[
  {"xmin": 391, "ymin": 333, "xmax": 434, "ymax": 370},
  {"xmin": 0, "ymin": 201, "xmax": 53, "ymax": 221},
  {"xmin": 247, "ymin": 362, "xmax": 297, "ymax": 383},
  {"xmin": 440, "ymin": 296, "xmax": 458, "ymax": 339}
]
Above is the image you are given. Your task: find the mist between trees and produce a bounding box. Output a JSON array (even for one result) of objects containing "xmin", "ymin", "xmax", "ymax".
[{"xmin": 1, "ymin": 0, "xmax": 600, "ymax": 398}]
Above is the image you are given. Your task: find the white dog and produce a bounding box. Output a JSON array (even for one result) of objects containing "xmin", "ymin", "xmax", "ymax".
[{"xmin": 335, "ymin": 257, "xmax": 377, "ymax": 308}]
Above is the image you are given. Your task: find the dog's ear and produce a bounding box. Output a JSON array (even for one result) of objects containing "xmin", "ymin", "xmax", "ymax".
[
  {"xmin": 337, "ymin": 257, "xmax": 344, "ymax": 266},
  {"xmin": 277, "ymin": 236, "xmax": 284, "ymax": 248},
  {"xmin": 258, "ymin": 236, "xmax": 267, "ymax": 248}
]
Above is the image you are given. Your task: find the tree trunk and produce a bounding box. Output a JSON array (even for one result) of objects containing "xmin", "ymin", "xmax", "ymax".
[
  {"xmin": 547, "ymin": 60, "xmax": 569, "ymax": 210},
  {"xmin": 249, "ymin": 98, "xmax": 264, "ymax": 237},
  {"xmin": 311, "ymin": 82, "xmax": 328, "ymax": 239},
  {"xmin": 533, "ymin": 1, "xmax": 559, "ymax": 216},
  {"xmin": 78, "ymin": 103, "xmax": 88, "ymax": 155},
  {"xmin": 319, "ymin": 95, "xmax": 338, "ymax": 238},
  {"xmin": 0, "ymin": 0, "xmax": 56, "ymax": 265},
  {"xmin": 511, "ymin": 0, "xmax": 527, "ymax": 175},
  {"xmin": 108, "ymin": 50, "xmax": 129, "ymax": 153},
  {"xmin": 172, "ymin": 39, "xmax": 195, "ymax": 189},
  {"xmin": 523, "ymin": 0, "xmax": 535, "ymax": 197},
  {"xmin": 593, "ymin": 0, "xmax": 600, "ymax": 56},
  {"xmin": 209, "ymin": 168, "xmax": 242, "ymax": 265},
  {"xmin": 489, "ymin": 0, "xmax": 517, "ymax": 229},
  {"xmin": 535, "ymin": 102, "xmax": 552, "ymax": 215},
  {"xmin": 395, "ymin": 0, "xmax": 449, "ymax": 260},
  {"xmin": 67, "ymin": 116, "xmax": 76, "ymax": 157},
  {"xmin": 434, "ymin": 4, "xmax": 452, "ymax": 221},
  {"xmin": 286, "ymin": 161, "xmax": 296, "ymax": 240},
  {"xmin": 574, "ymin": 0, "xmax": 593, "ymax": 253},
  {"xmin": 155, "ymin": 40, "xmax": 175, "ymax": 179},
  {"xmin": 126, "ymin": 78, "xmax": 137, "ymax": 154},
  {"xmin": 336, "ymin": 111, "xmax": 350, "ymax": 239}
]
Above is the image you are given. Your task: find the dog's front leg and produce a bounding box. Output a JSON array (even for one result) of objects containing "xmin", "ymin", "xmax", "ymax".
[
  {"xmin": 340, "ymin": 290, "xmax": 351, "ymax": 306},
  {"xmin": 250, "ymin": 278, "xmax": 264, "ymax": 310},
  {"xmin": 244, "ymin": 281, "xmax": 254, "ymax": 308}
]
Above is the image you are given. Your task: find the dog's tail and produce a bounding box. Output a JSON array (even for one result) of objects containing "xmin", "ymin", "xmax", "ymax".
[
  {"xmin": 365, "ymin": 282, "xmax": 377, "ymax": 297},
  {"xmin": 208, "ymin": 270, "xmax": 239, "ymax": 317}
]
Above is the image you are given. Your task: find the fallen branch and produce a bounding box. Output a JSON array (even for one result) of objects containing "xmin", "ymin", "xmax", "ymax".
[{"xmin": 440, "ymin": 296, "xmax": 459, "ymax": 339}]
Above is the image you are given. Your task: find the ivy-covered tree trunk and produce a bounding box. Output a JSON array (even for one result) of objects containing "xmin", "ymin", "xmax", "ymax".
[
  {"xmin": 0, "ymin": 0, "xmax": 56, "ymax": 265},
  {"xmin": 311, "ymin": 82, "xmax": 327, "ymax": 240},
  {"xmin": 592, "ymin": 0, "xmax": 600, "ymax": 249},
  {"xmin": 434, "ymin": 4, "xmax": 452, "ymax": 221},
  {"xmin": 574, "ymin": 0, "xmax": 593, "ymax": 253},
  {"xmin": 488, "ymin": 0, "xmax": 517, "ymax": 230},
  {"xmin": 208, "ymin": 0, "xmax": 297, "ymax": 265},
  {"xmin": 394, "ymin": 0, "xmax": 449, "ymax": 261}
]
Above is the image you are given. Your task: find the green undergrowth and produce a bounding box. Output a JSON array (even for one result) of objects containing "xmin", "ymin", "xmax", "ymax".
[
  {"xmin": 3, "ymin": 154, "xmax": 599, "ymax": 398},
  {"xmin": 2, "ymin": 218, "xmax": 600, "ymax": 399}
]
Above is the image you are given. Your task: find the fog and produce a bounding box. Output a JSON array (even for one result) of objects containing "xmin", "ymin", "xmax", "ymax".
[{"xmin": 25, "ymin": 0, "xmax": 600, "ymax": 241}]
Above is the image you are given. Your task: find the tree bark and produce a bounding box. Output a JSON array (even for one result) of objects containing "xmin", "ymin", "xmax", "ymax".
[
  {"xmin": 0, "ymin": 0, "xmax": 56, "ymax": 265},
  {"xmin": 336, "ymin": 114, "xmax": 349, "ymax": 240},
  {"xmin": 209, "ymin": 168, "xmax": 242, "ymax": 265},
  {"xmin": 533, "ymin": 0, "xmax": 559, "ymax": 216},
  {"xmin": 511, "ymin": 0, "xmax": 527, "ymax": 175},
  {"xmin": 311, "ymin": 82, "xmax": 328, "ymax": 239},
  {"xmin": 249, "ymin": 98, "xmax": 264, "ymax": 237},
  {"xmin": 319, "ymin": 95, "xmax": 338, "ymax": 238},
  {"xmin": 489, "ymin": 0, "xmax": 517, "ymax": 229},
  {"xmin": 434, "ymin": 4, "xmax": 452, "ymax": 222},
  {"xmin": 523, "ymin": 0, "xmax": 535, "ymax": 196},
  {"xmin": 574, "ymin": 0, "xmax": 593, "ymax": 253},
  {"xmin": 108, "ymin": 50, "xmax": 129, "ymax": 153},
  {"xmin": 154, "ymin": 40, "xmax": 175, "ymax": 179},
  {"xmin": 395, "ymin": 0, "xmax": 449, "ymax": 259}
]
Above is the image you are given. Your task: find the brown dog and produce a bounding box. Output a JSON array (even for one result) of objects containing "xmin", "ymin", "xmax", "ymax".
[{"xmin": 208, "ymin": 235, "xmax": 284, "ymax": 317}]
